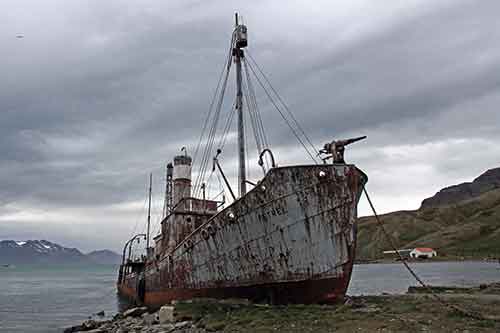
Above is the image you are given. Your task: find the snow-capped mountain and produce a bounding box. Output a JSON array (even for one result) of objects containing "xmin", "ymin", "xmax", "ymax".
[{"xmin": 0, "ymin": 240, "xmax": 120, "ymax": 265}]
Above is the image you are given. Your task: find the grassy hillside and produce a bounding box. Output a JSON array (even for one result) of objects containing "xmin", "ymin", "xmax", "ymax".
[{"xmin": 356, "ymin": 188, "xmax": 500, "ymax": 260}]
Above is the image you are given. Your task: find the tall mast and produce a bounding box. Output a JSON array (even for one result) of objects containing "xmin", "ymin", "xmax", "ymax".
[
  {"xmin": 146, "ymin": 173, "xmax": 152, "ymax": 252},
  {"xmin": 234, "ymin": 13, "xmax": 247, "ymax": 196}
]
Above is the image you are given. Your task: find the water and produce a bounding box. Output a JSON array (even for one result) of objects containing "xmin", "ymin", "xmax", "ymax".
[
  {"xmin": 0, "ymin": 264, "xmax": 119, "ymax": 333},
  {"xmin": 348, "ymin": 261, "xmax": 500, "ymax": 295},
  {"xmin": 0, "ymin": 261, "xmax": 499, "ymax": 332}
]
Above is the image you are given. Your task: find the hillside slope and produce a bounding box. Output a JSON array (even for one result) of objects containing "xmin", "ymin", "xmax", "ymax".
[
  {"xmin": 357, "ymin": 168, "xmax": 500, "ymax": 260},
  {"xmin": 86, "ymin": 249, "xmax": 122, "ymax": 265}
]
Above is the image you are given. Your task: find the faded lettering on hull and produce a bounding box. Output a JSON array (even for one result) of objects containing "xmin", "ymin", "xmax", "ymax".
[{"xmin": 120, "ymin": 164, "xmax": 366, "ymax": 306}]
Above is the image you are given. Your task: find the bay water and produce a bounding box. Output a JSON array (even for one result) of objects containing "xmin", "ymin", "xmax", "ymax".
[{"xmin": 0, "ymin": 261, "xmax": 499, "ymax": 332}]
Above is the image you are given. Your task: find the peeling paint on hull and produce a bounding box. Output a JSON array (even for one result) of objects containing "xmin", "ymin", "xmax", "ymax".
[{"xmin": 118, "ymin": 164, "xmax": 367, "ymax": 307}]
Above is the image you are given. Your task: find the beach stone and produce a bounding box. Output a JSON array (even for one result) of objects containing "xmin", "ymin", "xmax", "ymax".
[
  {"xmin": 81, "ymin": 319, "xmax": 99, "ymax": 330},
  {"xmin": 113, "ymin": 313, "xmax": 124, "ymax": 321},
  {"xmin": 124, "ymin": 307, "xmax": 148, "ymax": 318},
  {"xmin": 132, "ymin": 324, "xmax": 144, "ymax": 330},
  {"xmin": 158, "ymin": 305, "xmax": 176, "ymax": 323},
  {"xmin": 158, "ymin": 323, "xmax": 175, "ymax": 331},
  {"xmin": 99, "ymin": 323, "xmax": 113, "ymax": 331},
  {"xmin": 142, "ymin": 313, "xmax": 159, "ymax": 326},
  {"xmin": 174, "ymin": 321, "xmax": 192, "ymax": 329}
]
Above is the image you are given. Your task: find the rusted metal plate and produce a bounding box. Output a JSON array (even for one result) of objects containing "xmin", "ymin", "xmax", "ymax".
[{"xmin": 120, "ymin": 164, "xmax": 366, "ymax": 305}]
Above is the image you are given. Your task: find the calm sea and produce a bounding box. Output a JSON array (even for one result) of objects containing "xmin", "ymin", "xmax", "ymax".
[
  {"xmin": 0, "ymin": 264, "xmax": 119, "ymax": 333},
  {"xmin": 1, "ymin": 261, "xmax": 499, "ymax": 332}
]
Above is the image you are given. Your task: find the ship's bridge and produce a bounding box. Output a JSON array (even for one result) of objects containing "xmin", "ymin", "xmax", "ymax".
[{"xmin": 156, "ymin": 151, "xmax": 220, "ymax": 255}]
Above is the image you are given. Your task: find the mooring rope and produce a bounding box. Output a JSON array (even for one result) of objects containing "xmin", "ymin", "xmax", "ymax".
[{"xmin": 363, "ymin": 187, "xmax": 500, "ymax": 322}]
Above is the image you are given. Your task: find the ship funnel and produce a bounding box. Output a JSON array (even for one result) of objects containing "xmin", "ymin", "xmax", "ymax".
[{"xmin": 173, "ymin": 151, "xmax": 192, "ymax": 207}]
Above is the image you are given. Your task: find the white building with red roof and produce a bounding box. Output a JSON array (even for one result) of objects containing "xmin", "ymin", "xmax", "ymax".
[{"xmin": 410, "ymin": 248, "xmax": 437, "ymax": 259}]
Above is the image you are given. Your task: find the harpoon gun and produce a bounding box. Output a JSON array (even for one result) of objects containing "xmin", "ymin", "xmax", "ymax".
[{"xmin": 319, "ymin": 136, "xmax": 366, "ymax": 164}]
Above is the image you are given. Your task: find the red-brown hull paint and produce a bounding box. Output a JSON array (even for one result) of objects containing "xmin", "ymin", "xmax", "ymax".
[
  {"xmin": 118, "ymin": 245, "xmax": 355, "ymax": 308},
  {"xmin": 117, "ymin": 165, "xmax": 365, "ymax": 309}
]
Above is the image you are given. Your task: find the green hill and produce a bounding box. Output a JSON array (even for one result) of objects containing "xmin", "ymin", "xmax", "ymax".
[{"xmin": 356, "ymin": 168, "xmax": 500, "ymax": 260}]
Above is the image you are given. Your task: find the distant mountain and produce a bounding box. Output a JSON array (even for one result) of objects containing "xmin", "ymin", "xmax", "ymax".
[
  {"xmin": 0, "ymin": 240, "xmax": 121, "ymax": 265},
  {"xmin": 357, "ymin": 167, "xmax": 500, "ymax": 260},
  {"xmin": 86, "ymin": 249, "xmax": 122, "ymax": 265},
  {"xmin": 421, "ymin": 167, "xmax": 500, "ymax": 208}
]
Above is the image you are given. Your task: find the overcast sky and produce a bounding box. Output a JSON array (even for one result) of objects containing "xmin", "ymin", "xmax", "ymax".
[{"xmin": 1, "ymin": 0, "xmax": 499, "ymax": 252}]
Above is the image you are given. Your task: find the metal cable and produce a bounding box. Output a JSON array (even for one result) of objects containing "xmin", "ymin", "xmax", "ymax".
[
  {"xmin": 217, "ymin": 99, "xmax": 237, "ymax": 151},
  {"xmin": 192, "ymin": 46, "xmax": 229, "ymax": 170},
  {"xmin": 192, "ymin": 36, "xmax": 234, "ymax": 197},
  {"xmin": 193, "ymin": 61, "xmax": 231, "ymax": 198},
  {"xmin": 244, "ymin": 59, "xmax": 269, "ymax": 149},
  {"xmin": 245, "ymin": 57, "xmax": 318, "ymax": 163},
  {"xmin": 246, "ymin": 50, "xmax": 319, "ymax": 160},
  {"xmin": 242, "ymin": 70, "xmax": 263, "ymax": 156},
  {"xmin": 243, "ymin": 58, "xmax": 271, "ymax": 171},
  {"xmin": 363, "ymin": 187, "xmax": 499, "ymax": 322}
]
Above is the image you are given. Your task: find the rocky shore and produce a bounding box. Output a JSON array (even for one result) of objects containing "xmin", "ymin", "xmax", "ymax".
[
  {"xmin": 63, "ymin": 298, "xmax": 252, "ymax": 333},
  {"xmin": 65, "ymin": 283, "xmax": 500, "ymax": 333}
]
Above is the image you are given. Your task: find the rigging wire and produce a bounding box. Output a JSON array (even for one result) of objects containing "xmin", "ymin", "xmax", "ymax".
[
  {"xmin": 128, "ymin": 193, "xmax": 149, "ymax": 240},
  {"xmin": 242, "ymin": 58, "xmax": 270, "ymax": 171},
  {"xmin": 242, "ymin": 72, "xmax": 263, "ymax": 154},
  {"xmin": 192, "ymin": 35, "xmax": 235, "ymax": 198},
  {"xmin": 246, "ymin": 50, "xmax": 319, "ymax": 161},
  {"xmin": 242, "ymin": 71, "xmax": 267, "ymax": 173},
  {"xmin": 217, "ymin": 99, "xmax": 237, "ymax": 151},
  {"xmin": 244, "ymin": 59, "xmax": 270, "ymax": 150},
  {"xmin": 193, "ymin": 31, "xmax": 324, "ymax": 198},
  {"xmin": 192, "ymin": 35, "xmax": 234, "ymax": 168},
  {"xmin": 192, "ymin": 59, "xmax": 232, "ymax": 198},
  {"xmin": 363, "ymin": 187, "xmax": 500, "ymax": 322},
  {"xmin": 244, "ymin": 57, "xmax": 318, "ymax": 164},
  {"xmin": 150, "ymin": 180, "xmax": 164, "ymax": 239}
]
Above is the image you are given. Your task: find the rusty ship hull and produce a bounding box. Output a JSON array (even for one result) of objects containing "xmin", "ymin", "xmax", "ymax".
[{"xmin": 118, "ymin": 164, "xmax": 367, "ymax": 307}]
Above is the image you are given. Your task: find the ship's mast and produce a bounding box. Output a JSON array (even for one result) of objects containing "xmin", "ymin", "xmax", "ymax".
[
  {"xmin": 234, "ymin": 13, "xmax": 247, "ymax": 196},
  {"xmin": 146, "ymin": 173, "xmax": 152, "ymax": 251}
]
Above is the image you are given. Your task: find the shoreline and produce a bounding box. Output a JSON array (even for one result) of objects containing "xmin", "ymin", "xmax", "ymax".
[
  {"xmin": 65, "ymin": 282, "xmax": 500, "ymax": 333},
  {"xmin": 354, "ymin": 257, "xmax": 500, "ymax": 265}
]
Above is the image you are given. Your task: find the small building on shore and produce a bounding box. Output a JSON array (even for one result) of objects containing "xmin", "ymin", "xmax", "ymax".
[
  {"xmin": 410, "ymin": 248, "xmax": 437, "ymax": 259},
  {"xmin": 383, "ymin": 247, "xmax": 437, "ymax": 259}
]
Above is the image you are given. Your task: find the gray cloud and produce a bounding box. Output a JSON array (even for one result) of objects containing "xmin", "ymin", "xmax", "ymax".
[{"xmin": 1, "ymin": 0, "xmax": 499, "ymax": 251}]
